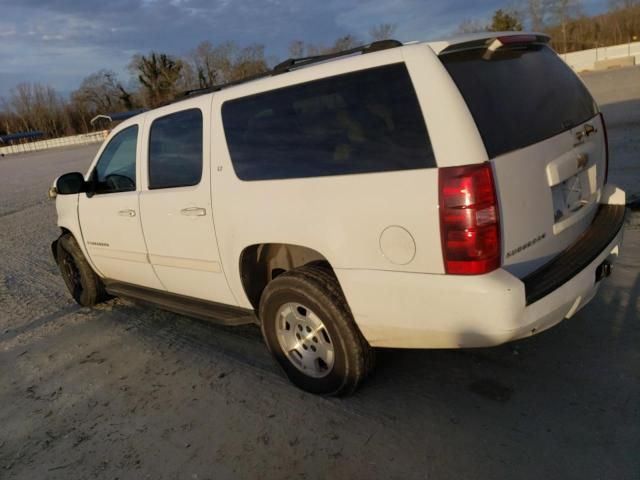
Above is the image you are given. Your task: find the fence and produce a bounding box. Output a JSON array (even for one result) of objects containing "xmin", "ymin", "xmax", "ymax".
[
  {"xmin": 563, "ymin": 41, "xmax": 640, "ymax": 71},
  {"xmin": 0, "ymin": 130, "xmax": 107, "ymax": 156}
]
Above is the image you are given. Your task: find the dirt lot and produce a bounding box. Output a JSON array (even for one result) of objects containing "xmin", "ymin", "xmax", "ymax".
[{"xmin": 1, "ymin": 67, "xmax": 639, "ymax": 480}]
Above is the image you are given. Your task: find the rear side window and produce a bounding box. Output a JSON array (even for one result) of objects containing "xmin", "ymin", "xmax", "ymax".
[
  {"xmin": 148, "ymin": 109, "xmax": 203, "ymax": 189},
  {"xmin": 222, "ymin": 63, "xmax": 435, "ymax": 181},
  {"xmin": 441, "ymin": 45, "xmax": 597, "ymax": 159}
]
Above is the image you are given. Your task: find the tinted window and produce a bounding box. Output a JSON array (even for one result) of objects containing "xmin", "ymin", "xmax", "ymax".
[
  {"xmin": 149, "ymin": 109, "xmax": 203, "ymax": 189},
  {"xmin": 222, "ymin": 63, "xmax": 434, "ymax": 181},
  {"xmin": 93, "ymin": 125, "xmax": 138, "ymax": 194},
  {"xmin": 441, "ymin": 45, "xmax": 597, "ymax": 159}
]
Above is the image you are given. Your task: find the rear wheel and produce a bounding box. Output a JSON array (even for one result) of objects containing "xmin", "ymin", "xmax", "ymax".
[
  {"xmin": 259, "ymin": 265, "xmax": 373, "ymax": 396},
  {"xmin": 56, "ymin": 234, "xmax": 107, "ymax": 306}
]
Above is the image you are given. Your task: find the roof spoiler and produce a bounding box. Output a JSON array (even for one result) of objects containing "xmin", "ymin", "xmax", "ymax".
[{"xmin": 439, "ymin": 32, "xmax": 550, "ymax": 56}]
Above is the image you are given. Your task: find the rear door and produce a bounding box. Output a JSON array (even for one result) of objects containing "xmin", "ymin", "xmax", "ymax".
[
  {"xmin": 441, "ymin": 42, "xmax": 606, "ymax": 277},
  {"xmin": 138, "ymin": 105, "xmax": 236, "ymax": 305}
]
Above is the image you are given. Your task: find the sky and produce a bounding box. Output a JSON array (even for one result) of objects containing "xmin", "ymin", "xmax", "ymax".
[{"xmin": 0, "ymin": 0, "xmax": 606, "ymax": 98}]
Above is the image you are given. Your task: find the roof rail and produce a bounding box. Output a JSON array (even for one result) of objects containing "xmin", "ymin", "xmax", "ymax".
[
  {"xmin": 272, "ymin": 39, "xmax": 403, "ymax": 73},
  {"xmin": 175, "ymin": 39, "xmax": 403, "ymax": 102}
]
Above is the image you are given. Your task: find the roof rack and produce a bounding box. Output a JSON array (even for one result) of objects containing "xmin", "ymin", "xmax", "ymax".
[
  {"xmin": 272, "ymin": 39, "xmax": 403, "ymax": 73},
  {"xmin": 175, "ymin": 39, "xmax": 403, "ymax": 102}
]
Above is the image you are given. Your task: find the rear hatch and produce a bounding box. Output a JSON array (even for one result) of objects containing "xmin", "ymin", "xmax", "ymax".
[{"xmin": 440, "ymin": 37, "xmax": 607, "ymax": 278}]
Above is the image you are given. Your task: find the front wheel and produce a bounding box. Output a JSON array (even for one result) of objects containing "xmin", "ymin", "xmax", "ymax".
[
  {"xmin": 56, "ymin": 234, "xmax": 107, "ymax": 307},
  {"xmin": 259, "ymin": 265, "xmax": 373, "ymax": 396}
]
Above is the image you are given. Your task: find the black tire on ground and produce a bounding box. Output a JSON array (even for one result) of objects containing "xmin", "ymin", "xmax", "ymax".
[
  {"xmin": 259, "ymin": 264, "xmax": 374, "ymax": 396},
  {"xmin": 56, "ymin": 233, "xmax": 107, "ymax": 307}
]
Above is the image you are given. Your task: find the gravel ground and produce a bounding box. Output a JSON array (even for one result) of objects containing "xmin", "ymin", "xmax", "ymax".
[{"xmin": 0, "ymin": 67, "xmax": 638, "ymax": 480}]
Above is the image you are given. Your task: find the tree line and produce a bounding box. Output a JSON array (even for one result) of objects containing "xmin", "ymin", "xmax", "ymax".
[
  {"xmin": 0, "ymin": 24, "xmax": 396, "ymax": 139},
  {"xmin": 2, "ymin": 2, "xmax": 640, "ymax": 140},
  {"xmin": 460, "ymin": 0, "xmax": 640, "ymax": 54}
]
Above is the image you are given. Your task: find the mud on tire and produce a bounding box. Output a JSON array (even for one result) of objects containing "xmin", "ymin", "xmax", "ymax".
[{"xmin": 56, "ymin": 233, "xmax": 108, "ymax": 307}]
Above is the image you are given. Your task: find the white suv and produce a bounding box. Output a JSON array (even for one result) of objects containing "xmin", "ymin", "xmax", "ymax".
[{"xmin": 50, "ymin": 33, "xmax": 626, "ymax": 395}]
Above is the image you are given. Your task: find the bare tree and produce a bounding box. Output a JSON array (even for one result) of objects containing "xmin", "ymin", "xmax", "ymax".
[
  {"xmin": 3, "ymin": 83, "xmax": 69, "ymax": 136},
  {"xmin": 608, "ymin": 0, "xmax": 640, "ymax": 42},
  {"xmin": 288, "ymin": 40, "xmax": 306, "ymax": 58},
  {"xmin": 228, "ymin": 44, "xmax": 269, "ymax": 81},
  {"xmin": 369, "ymin": 23, "xmax": 397, "ymax": 41},
  {"xmin": 188, "ymin": 41, "xmax": 234, "ymax": 88},
  {"xmin": 549, "ymin": 0, "xmax": 584, "ymax": 53},
  {"xmin": 129, "ymin": 52, "xmax": 185, "ymax": 107},
  {"xmin": 71, "ymin": 70, "xmax": 133, "ymax": 115},
  {"xmin": 331, "ymin": 34, "xmax": 361, "ymax": 52},
  {"xmin": 286, "ymin": 34, "xmax": 360, "ymax": 57},
  {"xmin": 528, "ymin": 0, "xmax": 550, "ymax": 31},
  {"xmin": 457, "ymin": 18, "xmax": 487, "ymax": 33}
]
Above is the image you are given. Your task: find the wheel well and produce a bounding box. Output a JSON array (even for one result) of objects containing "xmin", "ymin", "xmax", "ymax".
[
  {"xmin": 51, "ymin": 228, "xmax": 72, "ymax": 263},
  {"xmin": 239, "ymin": 243, "xmax": 332, "ymax": 309}
]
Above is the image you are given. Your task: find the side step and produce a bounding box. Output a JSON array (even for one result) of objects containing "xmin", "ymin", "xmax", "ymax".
[{"xmin": 104, "ymin": 280, "xmax": 258, "ymax": 327}]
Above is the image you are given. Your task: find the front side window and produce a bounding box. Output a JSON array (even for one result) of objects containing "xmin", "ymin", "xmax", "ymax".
[
  {"xmin": 93, "ymin": 125, "xmax": 138, "ymax": 194},
  {"xmin": 222, "ymin": 63, "xmax": 435, "ymax": 181},
  {"xmin": 148, "ymin": 109, "xmax": 203, "ymax": 189}
]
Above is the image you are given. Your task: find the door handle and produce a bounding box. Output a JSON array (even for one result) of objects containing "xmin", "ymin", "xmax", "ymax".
[
  {"xmin": 118, "ymin": 209, "xmax": 136, "ymax": 217},
  {"xmin": 181, "ymin": 207, "xmax": 207, "ymax": 217}
]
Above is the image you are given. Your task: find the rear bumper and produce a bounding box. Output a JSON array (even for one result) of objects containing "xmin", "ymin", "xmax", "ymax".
[
  {"xmin": 522, "ymin": 204, "xmax": 625, "ymax": 305},
  {"xmin": 337, "ymin": 200, "xmax": 626, "ymax": 349}
]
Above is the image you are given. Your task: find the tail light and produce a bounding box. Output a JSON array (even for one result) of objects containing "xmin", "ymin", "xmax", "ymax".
[
  {"xmin": 439, "ymin": 163, "xmax": 501, "ymax": 275},
  {"xmin": 599, "ymin": 112, "xmax": 609, "ymax": 184}
]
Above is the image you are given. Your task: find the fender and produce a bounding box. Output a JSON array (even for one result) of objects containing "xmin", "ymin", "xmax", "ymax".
[{"xmin": 53, "ymin": 190, "xmax": 104, "ymax": 277}]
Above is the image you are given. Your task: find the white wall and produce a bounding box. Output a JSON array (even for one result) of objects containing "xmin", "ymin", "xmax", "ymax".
[{"xmin": 563, "ymin": 41, "xmax": 640, "ymax": 71}]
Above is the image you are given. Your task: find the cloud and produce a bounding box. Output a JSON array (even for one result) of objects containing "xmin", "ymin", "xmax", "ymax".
[{"xmin": 0, "ymin": 0, "xmax": 608, "ymax": 97}]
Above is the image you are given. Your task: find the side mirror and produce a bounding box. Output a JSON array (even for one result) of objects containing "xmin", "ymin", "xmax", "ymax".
[{"xmin": 56, "ymin": 172, "xmax": 87, "ymax": 195}]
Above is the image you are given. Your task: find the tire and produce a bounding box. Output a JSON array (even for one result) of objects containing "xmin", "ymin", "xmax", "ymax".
[
  {"xmin": 56, "ymin": 234, "xmax": 107, "ymax": 307},
  {"xmin": 259, "ymin": 264, "xmax": 374, "ymax": 396}
]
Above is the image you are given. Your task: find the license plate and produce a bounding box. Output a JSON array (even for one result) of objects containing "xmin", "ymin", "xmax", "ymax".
[{"xmin": 552, "ymin": 174, "xmax": 584, "ymax": 222}]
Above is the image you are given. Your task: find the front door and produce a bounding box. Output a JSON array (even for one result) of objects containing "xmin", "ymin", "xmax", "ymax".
[
  {"xmin": 78, "ymin": 124, "xmax": 163, "ymax": 290},
  {"xmin": 138, "ymin": 106, "xmax": 236, "ymax": 305}
]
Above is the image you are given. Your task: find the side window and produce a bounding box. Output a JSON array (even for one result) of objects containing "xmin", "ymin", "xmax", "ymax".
[
  {"xmin": 93, "ymin": 125, "xmax": 138, "ymax": 194},
  {"xmin": 148, "ymin": 109, "xmax": 203, "ymax": 189},
  {"xmin": 221, "ymin": 63, "xmax": 435, "ymax": 181}
]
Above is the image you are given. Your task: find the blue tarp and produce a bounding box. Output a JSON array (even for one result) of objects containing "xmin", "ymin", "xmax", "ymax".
[{"xmin": 0, "ymin": 131, "xmax": 44, "ymax": 144}]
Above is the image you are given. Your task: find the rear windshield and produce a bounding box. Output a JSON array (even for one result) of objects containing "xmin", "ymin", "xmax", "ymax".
[
  {"xmin": 441, "ymin": 44, "xmax": 597, "ymax": 159},
  {"xmin": 221, "ymin": 63, "xmax": 435, "ymax": 181}
]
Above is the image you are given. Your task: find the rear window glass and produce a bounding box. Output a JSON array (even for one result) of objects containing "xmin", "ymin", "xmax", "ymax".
[
  {"xmin": 222, "ymin": 63, "xmax": 435, "ymax": 181},
  {"xmin": 441, "ymin": 45, "xmax": 597, "ymax": 159},
  {"xmin": 148, "ymin": 109, "xmax": 203, "ymax": 189}
]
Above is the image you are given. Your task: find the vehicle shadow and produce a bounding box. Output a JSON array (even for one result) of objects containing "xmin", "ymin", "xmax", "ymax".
[{"xmin": 2, "ymin": 244, "xmax": 637, "ymax": 478}]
